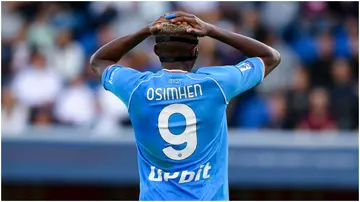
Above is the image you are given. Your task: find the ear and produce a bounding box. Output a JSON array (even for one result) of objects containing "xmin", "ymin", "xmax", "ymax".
[{"xmin": 154, "ymin": 45, "xmax": 159, "ymax": 56}]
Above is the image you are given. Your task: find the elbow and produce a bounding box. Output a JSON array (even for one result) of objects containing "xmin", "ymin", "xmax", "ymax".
[
  {"xmin": 89, "ymin": 53, "xmax": 101, "ymax": 73},
  {"xmin": 270, "ymin": 48, "xmax": 281, "ymax": 67},
  {"xmin": 89, "ymin": 54, "xmax": 97, "ymax": 70},
  {"xmin": 89, "ymin": 53, "xmax": 103, "ymax": 77},
  {"xmin": 261, "ymin": 48, "xmax": 281, "ymax": 77},
  {"xmin": 266, "ymin": 48, "xmax": 281, "ymax": 69}
]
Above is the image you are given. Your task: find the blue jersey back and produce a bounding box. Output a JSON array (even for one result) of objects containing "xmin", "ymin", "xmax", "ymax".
[{"xmin": 102, "ymin": 57, "xmax": 265, "ymax": 200}]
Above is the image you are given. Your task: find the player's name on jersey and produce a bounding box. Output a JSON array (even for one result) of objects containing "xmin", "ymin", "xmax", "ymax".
[
  {"xmin": 148, "ymin": 162, "xmax": 211, "ymax": 184},
  {"xmin": 146, "ymin": 84, "xmax": 203, "ymax": 101}
]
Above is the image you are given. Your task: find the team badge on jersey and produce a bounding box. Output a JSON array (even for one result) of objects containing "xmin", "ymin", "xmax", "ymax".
[{"xmin": 236, "ymin": 61, "xmax": 254, "ymax": 72}]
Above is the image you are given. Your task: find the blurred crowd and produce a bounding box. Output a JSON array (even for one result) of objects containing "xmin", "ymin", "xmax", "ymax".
[{"xmin": 1, "ymin": 2, "xmax": 359, "ymax": 134}]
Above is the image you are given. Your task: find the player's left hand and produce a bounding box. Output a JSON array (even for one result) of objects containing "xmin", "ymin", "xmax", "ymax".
[{"xmin": 149, "ymin": 16, "xmax": 167, "ymax": 35}]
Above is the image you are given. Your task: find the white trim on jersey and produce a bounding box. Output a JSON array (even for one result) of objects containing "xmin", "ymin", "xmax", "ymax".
[
  {"xmin": 186, "ymin": 75, "xmax": 229, "ymax": 105},
  {"xmin": 257, "ymin": 57, "xmax": 266, "ymax": 81}
]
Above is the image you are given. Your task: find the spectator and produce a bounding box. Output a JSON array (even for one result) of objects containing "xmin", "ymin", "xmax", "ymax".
[
  {"xmin": 344, "ymin": 17, "xmax": 359, "ymax": 81},
  {"xmin": 175, "ymin": 1, "xmax": 220, "ymax": 24},
  {"xmin": 27, "ymin": 7, "xmax": 55, "ymax": 54},
  {"xmin": 93, "ymin": 86, "xmax": 129, "ymax": 135},
  {"xmin": 51, "ymin": 29, "xmax": 85, "ymax": 81},
  {"xmin": 31, "ymin": 107, "xmax": 54, "ymax": 127},
  {"xmin": 1, "ymin": 87, "xmax": 29, "ymax": 135},
  {"xmin": 97, "ymin": 24, "xmax": 116, "ymax": 47},
  {"xmin": 51, "ymin": 3, "xmax": 79, "ymax": 30},
  {"xmin": 11, "ymin": 49, "xmax": 62, "ymax": 108},
  {"xmin": 308, "ymin": 30, "xmax": 335, "ymax": 88},
  {"xmin": 297, "ymin": 87, "xmax": 337, "ymax": 131},
  {"xmin": 284, "ymin": 66, "xmax": 310, "ymax": 129},
  {"xmin": 2, "ymin": 2, "xmax": 25, "ymax": 80},
  {"xmin": 11, "ymin": 24, "xmax": 30, "ymax": 72},
  {"xmin": 1, "ymin": 2, "xmax": 25, "ymax": 44},
  {"xmin": 261, "ymin": 2, "xmax": 299, "ymax": 33},
  {"xmin": 232, "ymin": 91, "xmax": 270, "ymax": 129},
  {"xmin": 330, "ymin": 59, "xmax": 358, "ymax": 130},
  {"xmin": 53, "ymin": 76, "xmax": 96, "ymax": 127},
  {"xmin": 266, "ymin": 91, "xmax": 287, "ymax": 129}
]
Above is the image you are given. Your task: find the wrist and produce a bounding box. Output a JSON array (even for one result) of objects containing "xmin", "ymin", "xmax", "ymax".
[
  {"xmin": 206, "ymin": 24, "xmax": 218, "ymax": 38},
  {"xmin": 139, "ymin": 26, "xmax": 152, "ymax": 37}
]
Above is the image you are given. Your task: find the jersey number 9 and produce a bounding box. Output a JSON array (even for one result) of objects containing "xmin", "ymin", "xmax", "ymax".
[{"xmin": 158, "ymin": 104, "xmax": 197, "ymax": 160}]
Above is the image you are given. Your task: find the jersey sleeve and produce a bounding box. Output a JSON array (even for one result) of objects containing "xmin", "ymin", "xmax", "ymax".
[
  {"xmin": 197, "ymin": 57, "xmax": 265, "ymax": 103},
  {"xmin": 101, "ymin": 64, "xmax": 148, "ymax": 108}
]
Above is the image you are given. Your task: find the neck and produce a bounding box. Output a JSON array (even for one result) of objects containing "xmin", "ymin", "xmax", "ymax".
[{"xmin": 161, "ymin": 61, "xmax": 194, "ymax": 72}]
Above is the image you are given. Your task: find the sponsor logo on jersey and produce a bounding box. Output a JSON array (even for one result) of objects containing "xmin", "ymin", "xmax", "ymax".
[
  {"xmin": 148, "ymin": 162, "xmax": 211, "ymax": 184},
  {"xmin": 236, "ymin": 61, "xmax": 253, "ymax": 72}
]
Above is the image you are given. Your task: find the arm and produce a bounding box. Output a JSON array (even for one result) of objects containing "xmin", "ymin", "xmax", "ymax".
[
  {"xmin": 90, "ymin": 17, "xmax": 165, "ymax": 78},
  {"xmin": 207, "ymin": 26, "xmax": 281, "ymax": 77},
  {"xmin": 89, "ymin": 27, "xmax": 150, "ymax": 78},
  {"xmin": 166, "ymin": 11, "xmax": 281, "ymax": 77}
]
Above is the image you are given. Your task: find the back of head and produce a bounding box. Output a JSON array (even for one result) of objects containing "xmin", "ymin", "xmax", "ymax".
[
  {"xmin": 157, "ymin": 22, "xmax": 193, "ymax": 37},
  {"xmin": 154, "ymin": 22, "xmax": 199, "ymax": 64}
]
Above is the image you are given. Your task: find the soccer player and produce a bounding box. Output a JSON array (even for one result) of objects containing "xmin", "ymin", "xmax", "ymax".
[{"xmin": 90, "ymin": 11, "xmax": 280, "ymax": 200}]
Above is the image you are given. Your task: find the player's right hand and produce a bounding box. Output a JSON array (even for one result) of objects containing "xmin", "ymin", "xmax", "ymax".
[{"xmin": 164, "ymin": 11, "xmax": 213, "ymax": 37}]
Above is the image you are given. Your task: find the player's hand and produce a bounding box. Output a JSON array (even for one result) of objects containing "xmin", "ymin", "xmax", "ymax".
[
  {"xmin": 164, "ymin": 11, "xmax": 213, "ymax": 37},
  {"xmin": 149, "ymin": 16, "xmax": 167, "ymax": 35}
]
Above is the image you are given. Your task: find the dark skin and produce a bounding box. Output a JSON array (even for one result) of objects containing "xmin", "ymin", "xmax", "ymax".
[
  {"xmin": 90, "ymin": 11, "xmax": 281, "ymax": 78},
  {"xmin": 154, "ymin": 41, "xmax": 198, "ymax": 72}
]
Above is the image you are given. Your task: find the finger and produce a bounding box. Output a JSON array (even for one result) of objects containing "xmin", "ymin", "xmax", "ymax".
[
  {"xmin": 154, "ymin": 17, "xmax": 166, "ymax": 24},
  {"xmin": 152, "ymin": 16, "xmax": 166, "ymax": 26},
  {"xmin": 170, "ymin": 11, "xmax": 194, "ymax": 18},
  {"xmin": 152, "ymin": 20, "xmax": 167, "ymax": 27},
  {"xmin": 149, "ymin": 24, "xmax": 162, "ymax": 34},
  {"xmin": 156, "ymin": 19, "xmax": 167, "ymax": 24},
  {"xmin": 170, "ymin": 16, "xmax": 197, "ymax": 25},
  {"xmin": 169, "ymin": 16, "xmax": 185, "ymax": 22},
  {"xmin": 157, "ymin": 16, "xmax": 165, "ymax": 21},
  {"xmin": 165, "ymin": 11, "xmax": 194, "ymax": 20},
  {"xmin": 186, "ymin": 28, "xmax": 205, "ymax": 37},
  {"xmin": 154, "ymin": 16, "xmax": 164, "ymax": 23}
]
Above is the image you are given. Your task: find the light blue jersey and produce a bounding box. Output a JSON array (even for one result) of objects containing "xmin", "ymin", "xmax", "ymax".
[{"xmin": 102, "ymin": 57, "xmax": 265, "ymax": 200}]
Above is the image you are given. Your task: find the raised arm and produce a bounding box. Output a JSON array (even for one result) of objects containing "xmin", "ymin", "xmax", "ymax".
[
  {"xmin": 90, "ymin": 16, "xmax": 166, "ymax": 78},
  {"xmin": 207, "ymin": 27, "xmax": 281, "ymax": 77},
  {"xmin": 166, "ymin": 11, "xmax": 281, "ymax": 77}
]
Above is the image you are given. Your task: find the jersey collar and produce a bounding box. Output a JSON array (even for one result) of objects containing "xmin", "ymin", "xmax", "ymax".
[{"xmin": 162, "ymin": 69, "xmax": 188, "ymax": 74}]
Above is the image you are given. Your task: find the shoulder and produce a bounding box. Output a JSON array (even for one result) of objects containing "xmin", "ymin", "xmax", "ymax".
[
  {"xmin": 196, "ymin": 66, "xmax": 228, "ymax": 75},
  {"xmin": 135, "ymin": 70, "xmax": 164, "ymax": 85},
  {"xmin": 188, "ymin": 69, "xmax": 229, "ymax": 104},
  {"xmin": 194, "ymin": 66, "xmax": 239, "ymax": 85},
  {"xmin": 103, "ymin": 64, "xmax": 156, "ymax": 84},
  {"xmin": 128, "ymin": 70, "xmax": 164, "ymax": 91}
]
